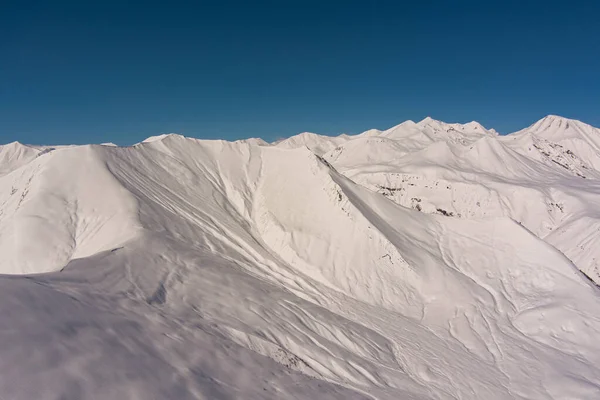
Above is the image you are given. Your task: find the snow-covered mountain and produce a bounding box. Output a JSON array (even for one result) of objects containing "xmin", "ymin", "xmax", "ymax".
[{"xmin": 1, "ymin": 115, "xmax": 600, "ymax": 399}]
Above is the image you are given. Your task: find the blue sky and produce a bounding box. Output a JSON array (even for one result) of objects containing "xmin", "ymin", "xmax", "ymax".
[{"xmin": 1, "ymin": 1, "xmax": 599, "ymax": 145}]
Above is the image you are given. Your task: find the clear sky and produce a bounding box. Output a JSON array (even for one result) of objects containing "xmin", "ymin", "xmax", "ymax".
[{"xmin": 1, "ymin": 1, "xmax": 599, "ymax": 145}]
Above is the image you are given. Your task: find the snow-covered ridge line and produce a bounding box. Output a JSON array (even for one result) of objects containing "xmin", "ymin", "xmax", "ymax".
[
  {"xmin": 5, "ymin": 115, "xmax": 595, "ymax": 150},
  {"xmin": 1, "ymin": 114, "xmax": 600, "ymax": 399}
]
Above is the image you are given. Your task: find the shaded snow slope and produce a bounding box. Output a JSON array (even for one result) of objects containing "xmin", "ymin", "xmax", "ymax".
[
  {"xmin": 1, "ymin": 116, "xmax": 600, "ymax": 399},
  {"xmin": 0, "ymin": 145, "xmax": 140, "ymax": 274}
]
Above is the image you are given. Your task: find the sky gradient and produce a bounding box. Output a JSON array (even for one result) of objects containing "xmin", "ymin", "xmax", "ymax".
[{"xmin": 1, "ymin": 1, "xmax": 599, "ymax": 145}]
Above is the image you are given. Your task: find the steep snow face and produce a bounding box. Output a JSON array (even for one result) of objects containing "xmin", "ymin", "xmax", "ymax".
[
  {"xmin": 254, "ymin": 147, "xmax": 425, "ymax": 315},
  {"xmin": 1, "ymin": 116, "xmax": 600, "ymax": 399}
]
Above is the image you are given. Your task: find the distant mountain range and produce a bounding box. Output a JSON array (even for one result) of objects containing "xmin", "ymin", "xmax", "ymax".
[{"xmin": 1, "ymin": 115, "xmax": 600, "ymax": 399}]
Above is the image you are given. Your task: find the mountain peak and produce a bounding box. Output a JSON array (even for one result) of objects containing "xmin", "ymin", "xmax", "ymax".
[
  {"xmin": 510, "ymin": 115, "xmax": 600, "ymax": 159},
  {"xmin": 537, "ymin": 114, "xmax": 572, "ymax": 126},
  {"xmin": 417, "ymin": 116, "xmax": 443, "ymax": 126},
  {"xmin": 1, "ymin": 140, "xmax": 27, "ymax": 149},
  {"xmin": 526, "ymin": 115, "xmax": 588, "ymax": 135},
  {"xmin": 542, "ymin": 114, "xmax": 570, "ymax": 121},
  {"xmin": 416, "ymin": 117, "xmax": 495, "ymax": 136},
  {"xmin": 139, "ymin": 133, "xmax": 186, "ymax": 144}
]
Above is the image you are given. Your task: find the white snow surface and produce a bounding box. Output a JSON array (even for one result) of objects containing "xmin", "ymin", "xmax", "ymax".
[{"xmin": 1, "ymin": 115, "xmax": 600, "ymax": 399}]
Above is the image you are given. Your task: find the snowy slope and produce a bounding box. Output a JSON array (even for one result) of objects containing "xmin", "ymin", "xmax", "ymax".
[
  {"xmin": 325, "ymin": 116, "xmax": 600, "ymax": 284},
  {"xmin": 0, "ymin": 141, "xmax": 42, "ymax": 176},
  {"xmin": 0, "ymin": 145, "xmax": 140, "ymax": 274},
  {"xmin": 1, "ymin": 116, "xmax": 600, "ymax": 399}
]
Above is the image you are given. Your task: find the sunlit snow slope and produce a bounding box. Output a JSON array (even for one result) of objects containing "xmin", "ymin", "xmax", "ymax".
[{"xmin": 1, "ymin": 115, "xmax": 600, "ymax": 400}]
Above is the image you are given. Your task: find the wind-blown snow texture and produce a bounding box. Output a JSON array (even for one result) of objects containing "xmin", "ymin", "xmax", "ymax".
[{"xmin": 1, "ymin": 115, "xmax": 600, "ymax": 399}]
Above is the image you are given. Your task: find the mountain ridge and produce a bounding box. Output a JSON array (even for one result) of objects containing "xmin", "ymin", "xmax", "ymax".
[{"xmin": 1, "ymin": 114, "xmax": 600, "ymax": 399}]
